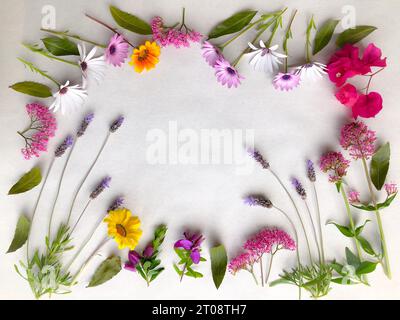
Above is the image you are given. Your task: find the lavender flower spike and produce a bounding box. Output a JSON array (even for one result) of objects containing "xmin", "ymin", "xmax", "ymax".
[
  {"xmin": 77, "ymin": 112, "xmax": 95, "ymax": 137},
  {"xmin": 247, "ymin": 147, "xmax": 270, "ymax": 169},
  {"xmin": 244, "ymin": 195, "xmax": 273, "ymax": 208},
  {"xmin": 90, "ymin": 176, "xmax": 111, "ymax": 199},
  {"xmin": 306, "ymin": 160, "xmax": 316, "ymax": 182},
  {"xmin": 110, "ymin": 115, "xmax": 124, "ymax": 133},
  {"xmin": 291, "ymin": 178, "xmax": 307, "ymax": 200},
  {"xmin": 55, "ymin": 135, "xmax": 74, "ymax": 157},
  {"xmin": 107, "ymin": 196, "xmax": 124, "ymax": 212}
]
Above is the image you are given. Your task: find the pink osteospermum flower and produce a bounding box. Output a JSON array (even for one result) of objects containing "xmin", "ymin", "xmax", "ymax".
[
  {"xmin": 320, "ymin": 151, "xmax": 350, "ymax": 183},
  {"xmin": 273, "ymin": 72, "xmax": 300, "ymax": 91},
  {"xmin": 384, "ymin": 183, "xmax": 397, "ymax": 196},
  {"xmin": 105, "ymin": 33, "xmax": 130, "ymax": 67},
  {"xmin": 214, "ymin": 58, "xmax": 244, "ymax": 88},
  {"xmin": 201, "ymin": 41, "xmax": 223, "ymax": 67},
  {"xmin": 19, "ymin": 103, "xmax": 57, "ymax": 160},
  {"xmin": 340, "ymin": 121, "xmax": 377, "ymax": 160},
  {"xmin": 348, "ymin": 190, "xmax": 361, "ymax": 204}
]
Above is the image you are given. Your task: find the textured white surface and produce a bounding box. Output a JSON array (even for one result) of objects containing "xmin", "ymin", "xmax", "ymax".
[{"xmin": 0, "ymin": 0, "xmax": 399, "ymax": 300}]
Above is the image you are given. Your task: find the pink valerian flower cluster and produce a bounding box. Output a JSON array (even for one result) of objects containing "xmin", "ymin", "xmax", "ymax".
[
  {"xmin": 319, "ymin": 151, "xmax": 350, "ymax": 183},
  {"xmin": 384, "ymin": 183, "xmax": 397, "ymax": 197},
  {"xmin": 340, "ymin": 121, "xmax": 377, "ymax": 160},
  {"xmin": 327, "ymin": 43, "xmax": 386, "ymax": 118},
  {"xmin": 19, "ymin": 103, "xmax": 57, "ymax": 160},
  {"xmin": 201, "ymin": 41, "xmax": 244, "ymax": 88},
  {"xmin": 229, "ymin": 228, "xmax": 295, "ymax": 275},
  {"xmin": 151, "ymin": 16, "xmax": 202, "ymax": 48},
  {"xmin": 348, "ymin": 189, "xmax": 361, "ymax": 204}
]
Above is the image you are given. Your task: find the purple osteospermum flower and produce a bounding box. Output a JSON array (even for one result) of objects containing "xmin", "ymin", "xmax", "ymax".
[
  {"xmin": 124, "ymin": 250, "xmax": 141, "ymax": 272},
  {"xmin": 291, "ymin": 178, "xmax": 307, "ymax": 200},
  {"xmin": 214, "ymin": 58, "xmax": 244, "ymax": 88},
  {"xmin": 110, "ymin": 115, "xmax": 124, "ymax": 133},
  {"xmin": 106, "ymin": 34, "xmax": 130, "ymax": 67},
  {"xmin": 201, "ymin": 41, "xmax": 223, "ymax": 67},
  {"xmin": 90, "ymin": 176, "xmax": 111, "ymax": 199},
  {"xmin": 273, "ymin": 72, "xmax": 300, "ymax": 91},
  {"xmin": 54, "ymin": 135, "xmax": 74, "ymax": 157}
]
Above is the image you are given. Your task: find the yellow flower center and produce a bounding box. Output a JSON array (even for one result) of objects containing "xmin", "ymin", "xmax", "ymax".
[{"xmin": 116, "ymin": 224, "xmax": 127, "ymax": 237}]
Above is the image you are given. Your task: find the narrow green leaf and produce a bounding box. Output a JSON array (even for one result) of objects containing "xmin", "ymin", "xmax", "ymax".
[
  {"xmin": 9, "ymin": 81, "xmax": 52, "ymax": 98},
  {"xmin": 173, "ymin": 263, "xmax": 183, "ymax": 276},
  {"xmin": 345, "ymin": 247, "xmax": 360, "ymax": 268},
  {"xmin": 371, "ymin": 143, "xmax": 390, "ymax": 190},
  {"xmin": 210, "ymin": 245, "xmax": 227, "ymax": 289},
  {"xmin": 42, "ymin": 36, "xmax": 79, "ymax": 56},
  {"xmin": 335, "ymin": 181, "xmax": 342, "ymax": 193},
  {"xmin": 8, "ymin": 167, "xmax": 42, "ymax": 195},
  {"xmin": 313, "ymin": 19, "xmax": 339, "ymax": 55},
  {"xmin": 327, "ymin": 221, "xmax": 354, "ymax": 237},
  {"xmin": 208, "ymin": 10, "xmax": 257, "ymax": 39},
  {"xmin": 269, "ymin": 277, "xmax": 292, "ymax": 287},
  {"xmin": 357, "ymin": 236, "xmax": 376, "ymax": 256},
  {"xmin": 87, "ymin": 256, "xmax": 121, "ymax": 287},
  {"xmin": 110, "ymin": 5, "xmax": 152, "ymax": 35},
  {"xmin": 356, "ymin": 261, "xmax": 377, "ymax": 275},
  {"xmin": 336, "ymin": 25, "xmax": 377, "ymax": 47},
  {"xmin": 330, "ymin": 262, "xmax": 345, "ymax": 275},
  {"xmin": 7, "ymin": 215, "xmax": 31, "ymax": 253},
  {"xmin": 355, "ymin": 220, "xmax": 371, "ymax": 236}
]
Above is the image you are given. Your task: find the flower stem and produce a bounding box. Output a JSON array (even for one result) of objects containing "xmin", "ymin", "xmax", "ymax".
[
  {"xmin": 283, "ymin": 9, "xmax": 298, "ymax": 73},
  {"xmin": 22, "ymin": 43, "xmax": 79, "ymax": 67},
  {"xmin": 47, "ymin": 142, "xmax": 76, "ymax": 242},
  {"xmin": 85, "ymin": 13, "xmax": 136, "ymax": 48},
  {"xmin": 40, "ymin": 28, "xmax": 107, "ymax": 48},
  {"xmin": 364, "ymin": 68, "xmax": 385, "ymax": 94},
  {"xmin": 26, "ymin": 159, "xmax": 55, "ymax": 261},
  {"xmin": 70, "ymin": 199, "xmax": 92, "ymax": 235},
  {"xmin": 305, "ymin": 200, "xmax": 322, "ymax": 264},
  {"xmin": 312, "ymin": 183, "xmax": 326, "ymax": 264},
  {"xmin": 260, "ymin": 256, "xmax": 265, "ymax": 287},
  {"xmin": 66, "ymin": 132, "xmax": 110, "ymax": 226},
  {"xmin": 305, "ymin": 15, "xmax": 315, "ymax": 63},
  {"xmin": 180, "ymin": 263, "xmax": 187, "ymax": 282},
  {"xmin": 361, "ymin": 158, "xmax": 391, "ymax": 278},
  {"xmin": 270, "ymin": 169, "xmax": 313, "ymax": 264},
  {"xmin": 247, "ymin": 268, "xmax": 259, "ymax": 285},
  {"xmin": 264, "ymin": 252, "xmax": 275, "ymax": 285}
]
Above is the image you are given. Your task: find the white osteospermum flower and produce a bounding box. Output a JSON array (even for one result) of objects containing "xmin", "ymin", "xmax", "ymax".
[
  {"xmin": 50, "ymin": 81, "xmax": 88, "ymax": 115},
  {"xmin": 78, "ymin": 44, "xmax": 107, "ymax": 87},
  {"xmin": 293, "ymin": 62, "xmax": 327, "ymax": 81},
  {"xmin": 247, "ymin": 40, "xmax": 287, "ymax": 73}
]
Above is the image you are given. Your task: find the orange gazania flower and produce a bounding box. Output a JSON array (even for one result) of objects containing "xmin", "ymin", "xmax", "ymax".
[{"xmin": 129, "ymin": 41, "xmax": 160, "ymax": 73}]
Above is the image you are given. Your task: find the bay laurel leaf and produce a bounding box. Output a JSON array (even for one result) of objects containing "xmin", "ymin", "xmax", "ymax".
[
  {"xmin": 87, "ymin": 256, "xmax": 122, "ymax": 287},
  {"xmin": 313, "ymin": 19, "xmax": 339, "ymax": 55},
  {"xmin": 7, "ymin": 215, "xmax": 31, "ymax": 253},
  {"xmin": 42, "ymin": 36, "xmax": 79, "ymax": 56},
  {"xmin": 371, "ymin": 142, "xmax": 390, "ymax": 190},
  {"xmin": 208, "ymin": 10, "xmax": 257, "ymax": 39},
  {"xmin": 110, "ymin": 5, "xmax": 152, "ymax": 35},
  {"xmin": 336, "ymin": 25, "xmax": 377, "ymax": 47},
  {"xmin": 8, "ymin": 167, "xmax": 42, "ymax": 195},
  {"xmin": 9, "ymin": 81, "xmax": 52, "ymax": 98},
  {"xmin": 210, "ymin": 244, "xmax": 227, "ymax": 289}
]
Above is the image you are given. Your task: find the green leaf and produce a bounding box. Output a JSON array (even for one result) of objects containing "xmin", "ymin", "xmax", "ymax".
[
  {"xmin": 336, "ymin": 25, "xmax": 377, "ymax": 47},
  {"xmin": 208, "ymin": 10, "xmax": 257, "ymax": 39},
  {"xmin": 9, "ymin": 81, "xmax": 52, "ymax": 98},
  {"xmin": 313, "ymin": 19, "xmax": 339, "ymax": 55},
  {"xmin": 8, "ymin": 167, "xmax": 42, "ymax": 195},
  {"xmin": 269, "ymin": 278, "xmax": 293, "ymax": 287},
  {"xmin": 87, "ymin": 256, "xmax": 121, "ymax": 287},
  {"xmin": 42, "ymin": 36, "xmax": 79, "ymax": 56},
  {"xmin": 331, "ymin": 277, "xmax": 357, "ymax": 285},
  {"xmin": 345, "ymin": 247, "xmax": 360, "ymax": 268},
  {"xmin": 356, "ymin": 261, "xmax": 377, "ymax": 275},
  {"xmin": 210, "ymin": 245, "xmax": 227, "ymax": 289},
  {"xmin": 352, "ymin": 193, "xmax": 397, "ymax": 212},
  {"xmin": 110, "ymin": 5, "xmax": 152, "ymax": 35},
  {"xmin": 357, "ymin": 236, "xmax": 376, "ymax": 256},
  {"xmin": 330, "ymin": 262, "xmax": 345, "ymax": 275},
  {"xmin": 355, "ymin": 220, "xmax": 371, "ymax": 236},
  {"xmin": 173, "ymin": 263, "xmax": 183, "ymax": 276},
  {"xmin": 327, "ymin": 221, "xmax": 354, "ymax": 237},
  {"xmin": 335, "ymin": 181, "xmax": 342, "ymax": 193},
  {"xmin": 370, "ymin": 143, "xmax": 390, "ymax": 190},
  {"xmin": 7, "ymin": 215, "xmax": 31, "ymax": 253}
]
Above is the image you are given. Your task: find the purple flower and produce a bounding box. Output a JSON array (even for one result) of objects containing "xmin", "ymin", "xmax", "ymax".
[
  {"xmin": 244, "ymin": 195, "xmax": 273, "ymax": 208},
  {"xmin": 143, "ymin": 245, "xmax": 154, "ymax": 258},
  {"xmin": 201, "ymin": 41, "xmax": 223, "ymax": 67},
  {"xmin": 214, "ymin": 58, "xmax": 244, "ymax": 88},
  {"xmin": 107, "ymin": 196, "xmax": 124, "ymax": 212},
  {"xmin": 110, "ymin": 115, "xmax": 124, "ymax": 133},
  {"xmin": 90, "ymin": 176, "xmax": 111, "ymax": 199},
  {"xmin": 307, "ymin": 160, "xmax": 316, "ymax": 182},
  {"xmin": 54, "ymin": 135, "xmax": 74, "ymax": 157},
  {"xmin": 77, "ymin": 112, "xmax": 94, "ymax": 137},
  {"xmin": 174, "ymin": 232, "xmax": 205, "ymax": 264},
  {"xmin": 247, "ymin": 148, "xmax": 270, "ymax": 169},
  {"xmin": 124, "ymin": 250, "xmax": 141, "ymax": 272},
  {"xmin": 291, "ymin": 178, "xmax": 307, "ymax": 200}
]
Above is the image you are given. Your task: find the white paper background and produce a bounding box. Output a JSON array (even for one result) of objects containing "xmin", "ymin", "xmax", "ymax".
[{"xmin": 0, "ymin": 0, "xmax": 399, "ymax": 300}]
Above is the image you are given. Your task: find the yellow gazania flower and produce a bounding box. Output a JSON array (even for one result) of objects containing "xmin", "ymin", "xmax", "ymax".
[
  {"xmin": 129, "ymin": 41, "xmax": 160, "ymax": 73},
  {"xmin": 104, "ymin": 208, "xmax": 142, "ymax": 250}
]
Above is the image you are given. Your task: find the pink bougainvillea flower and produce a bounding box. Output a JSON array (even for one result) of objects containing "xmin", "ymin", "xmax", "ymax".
[
  {"xmin": 273, "ymin": 72, "xmax": 300, "ymax": 91},
  {"xmin": 352, "ymin": 92, "xmax": 383, "ymax": 119},
  {"xmin": 105, "ymin": 33, "xmax": 129, "ymax": 67},
  {"xmin": 201, "ymin": 41, "xmax": 223, "ymax": 67},
  {"xmin": 335, "ymin": 83, "xmax": 360, "ymax": 108},
  {"xmin": 340, "ymin": 121, "xmax": 377, "ymax": 159},
  {"xmin": 362, "ymin": 43, "xmax": 387, "ymax": 68},
  {"xmin": 214, "ymin": 58, "xmax": 244, "ymax": 88},
  {"xmin": 328, "ymin": 58, "xmax": 360, "ymax": 87}
]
